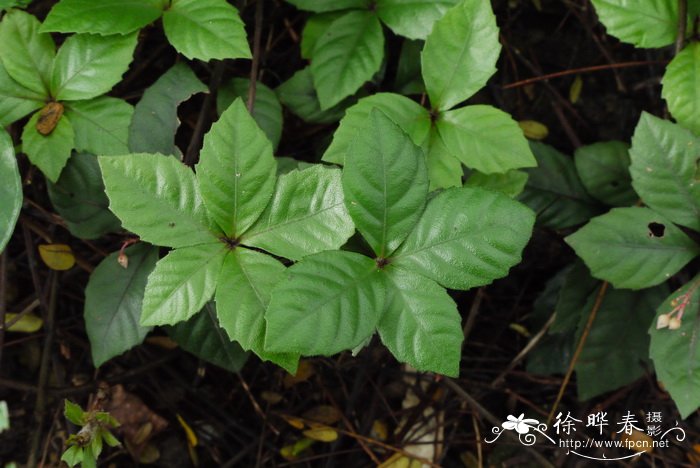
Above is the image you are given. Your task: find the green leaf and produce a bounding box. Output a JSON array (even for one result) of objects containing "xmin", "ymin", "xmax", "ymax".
[
  {"xmin": 61, "ymin": 445, "xmax": 83, "ymax": 467},
  {"xmin": 550, "ymin": 261, "xmax": 598, "ymax": 334},
  {"xmin": 47, "ymin": 152, "xmax": 120, "ymax": 239},
  {"xmin": 310, "ymin": 11, "xmax": 384, "ymax": 110},
  {"xmin": 99, "ymin": 153, "xmax": 218, "ymax": 248},
  {"xmin": 424, "ymin": 127, "xmax": 463, "ymax": 189},
  {"xmin": 41, "ymin": 0, "xmax": 165, "ymax": 35},
  {"xmin": 301, "ymin": 12, "xmax": 344, "ymax": 59},
  {"xmin": 662, "ymin": 42, "xmax": 700, "ymax": 135},
  {"xmin": 216, "ymin": 78, "xmax": 283, "ymax": 150},
  {"xmin": 162, "ymin": 0, "xmax": 251, "ymax": 61},
  {"xmin": 141, "ymin": 243, "xmax": 226, "ymax": 326},
  {"xmin": 322, "ymin": 93, "xmax": 431, "ymax": 165},
  {"xmin": 436, "ymin": 105, "xmax": 536, "ymax": 173},
  {"xmin": 378, "ymin": 266, "xmax": 462, "ymax": 376},
  {"xmin": 242, "ymin": 165, "xmax": 354, "ymax": 261},
  {"xmin": 167, "ymin": 303, "xmax": 250, "ymax": 373},
  {"xmin": 276, "ymin": 67, "xmax": 351, "ymax": 124},
  {"xmin": 464, "ymin": 169, "xmax": 529, "ymax": 198},
  {"xmin": 590, "ymin": 0, "xmax": 678, "ymax": 48},
  {"xmin": 0, "ymin": 0, "xmax": 32, "ymax": 11},
  {"xmin": 421, "ymin": 0, "xmax": 499, "ymax": 111},
  {"xmin": 265, "ymin": 251, "xmax": 385, "ymax": 355},
  {"xmin": 285, "ymin": 0, "xmax": 369, "ymax": 13},
  {"xmin": 565, "ymin": 207, "xmax": 700, "ymax": 289},
  {"xmin": 576, "ymin": 285, "xmax": 668, "ymax": 400},
  {"xmin": 395, "ymin": 39, "xmax": 424, "ymax": 95},
  {"xmin": 50, "ymin": 32, "xmax": 138, "ymax": 101},
  {"xmin": 64, "ymin": 399, "xmax": 85, "ymax": 426},
  {"xmin": 376, "ymin": 0, "xmax": 458, "ymax": 40},
  {"xmin": 0, "ymin": 9, "xmax": 54, "ymax": 96},
  {"xmin": 0, "ymin": 129, "xmax": 21, "ymax": 253},
  {"xmin": 574, "ymin": 141, "xmax": 637, "ymax": 207},
  {"xmin": 21, "ymin": 112, "xmax": 74, "ymax": 183},
  {"xmin": 196, "ymin": 98, "xmax": 276, "ymax": 238},
  {"xmin": 0, "ymin": 60, "xmax": 44, "ymax": 126},
  {"xmin": 129, "ymin": 62, "xmax": 207, "ymax": 155},
  {"xmin": 519, "ymin": 142, "xmax": 600, "ymax": 229},
  {"xmin": 629, "ymin": 112, "xmax": 700, "ymax": 231},
  {"xmin": 84, "ymin": 244, "xmax": 158, "ymax": 367},
  {"xmin": 65, "ymin": 97, "xmax": 133, "ymax": 156},
  {"xmin": 342, "ymin": 109, "xmax": 428, "ymax": 257},
  {"xmin": 393, "ymin": 187, "xmax": 535, "ymax": 290},
  {"xmin": 215, "ymin": 249, "xmax": 298, "ymax": 372},
  {"xmin": 649, "ymin": 274, "xmax": 700, "ymax": 418}
]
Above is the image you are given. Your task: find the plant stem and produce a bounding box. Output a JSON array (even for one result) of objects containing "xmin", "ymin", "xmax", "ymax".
[
  {"xmin": 247, "ymin": 0, "xmax": 264, "ymax": 113},
  {"xmin": 676, "ymin": 0, "xmax": 688, "ymax": 55}
]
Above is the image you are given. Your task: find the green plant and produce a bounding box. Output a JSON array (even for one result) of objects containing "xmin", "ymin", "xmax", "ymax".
[{"xmin": 61, "ymin": 399, "xmax": 120, "ymax": 468}]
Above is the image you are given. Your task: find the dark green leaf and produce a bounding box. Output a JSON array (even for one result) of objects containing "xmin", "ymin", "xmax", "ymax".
[
  {"xmin": 394, "ymin": 39, "xmax": 424, "ymax": 95},
  {"xmin": 662, "ymin": 42, "xmax": 700, "ymax": 135},
  {"xmin": 276, "ymin": 67, "xmax": 351, "ymax": 124},
  {"xmin": 574, "ymin": 140, "xmax": 637, "ymax": 207},
  {"xmin": 550, "ymin": 261, "xmax": 598, "ymax": 334},
  {"xmin": 41, "ymin": 0, "xmax": 165, "ymax": 35},
  {"xmin": 65, "ymin": 97, "xmax": 133, "ymax": 156},
  {"xmin": 0, "ymin": 129, "xmax": 21, "ymax": 253},
  {"xmin": 21, "ymin": 111, "xmax": 74, "ymax": 183},
  {"xmin": 285, "ymin": 0, "xmax": 369, "ymax": 13}
]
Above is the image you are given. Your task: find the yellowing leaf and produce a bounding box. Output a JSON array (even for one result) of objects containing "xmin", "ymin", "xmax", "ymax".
[
  {"xmin": 38, "ymin": 244, "xmax": 75, "ymax": 270},
  {"xmin": 371, "ymin": 420, "xmax": 388, "ymax": 441},
  {"xmin": 280, "ymin": 437, "xmax": 315, "ymax": 460},
  {"xmin": 302, "ymin": 426, "xmax": 338, "ymax": 442},
  {"xmin": 261, "ymin": 391, "xmax": 283, "ymax": 404},
  {"xmin": 378, "ymin": 452, "xmax": 423, "ymax": 468},
  {"xmin": 688, "ymin": 443, "xmax": 700, "ymax": 464},
  {"xmin": 619, "ymin": 429, "xmax": 653, "ymax": 454},
  {"xmin": 302, "ymin": 405, "xmax": 342, "ymax": 426},
  {"xmin": 519, "ymin": 120, "xmax": 549, "ymax": 140},
  {"xmin": 281, "ymin": 414, "xmax": 305, "ymax": 430},
  {"xmin": 283, "ymin": 360, "xmax": 315, "ymax": 388},
  {"xmin": 4, "ymin": 313, "xmax": 43, "ymax": 333},
  {"xmin": 176, "ymin": 414, "xmax": 198, "ymax": 448},
  {"xmin": 145, "ymin": 336, "xmax": 179, "ymax": 349},
  {"xmin": 509, "ymin": 323, "xmax": 531, "ymax": 338},
  {"xmin": 570, "ymin": 74, "xmax": 583, "ymax": 103}
]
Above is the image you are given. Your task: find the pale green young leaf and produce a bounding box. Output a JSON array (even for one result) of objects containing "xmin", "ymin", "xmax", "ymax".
[
  {"xmin": 167, "ymin": 303, "xmax": 251, "ymax": 374},
  {"xmin": 322, "ymin": 92, "xmax": 431, "ymax": 165},
  {"xmin": 519, "ymin": 142, "xmax": 600, "ymax": 229},
  {"xmin": 215, "ymin": 250, "xmax": 299, "ymax": 371},
  {"xmin": 649, "ymin": 274, "xmax": 700, "ymax": 418},
  {"xmin": 129, "ymin": 62, "xmax": 207, "ymax": 155},
  {"xmin": 65, "ymin": 97, "xmax": 133, "ymax": 156},
  {"xmin": 47, "ymin": 153, "xmax": 120, "ymax": 239},
  {"xmin": 393, "ymin": 187, "xmax": 535, "ymax": 290},
  {"xmin": 41, "ymin": 0, "xmax": 165, "ymax": 35},
  {"xmin": 301, "ymin": 12, "xmax": 344, "ymax": 59},
  {"xmin": 424, "ymin": 127, "xmax": 463, "ymax": 190},
  {"xmin": 162, "ymin": 0, "xmax": 251, "ymax": 61},
  {"xmin": 342, "ymin": 110, "xmax": 428, "ymax": 257},
  {"xmin": 265, "ymin": 251, "xmax": 385, "ymax": 355},
  {"xmin": 629, "ymin": 112, "xmax": 700, "ymax": 231},
  {"xmin": 51, "ymin": 32, "xmax": 138, "ymax": 101},
  {"xmin": 590, "ymin": 0, "xmax": 678, "ymax": 48},
  {"xmin": 61, "ymin": 445, "xmax": 83, "ymax": 467},
  {"xmin": 242, "ymin": 165, "xmax": 354, "ymax": 261},
  {"xmin": 141, "ymin": 243, "xmax": 226, "ymax": 326},
  {"xmin": 99, "ymin": 153, "xmax": 218, "ymax": 248},
  {"xmin": 310, "ymin": 11, "xmax": 384, "ymax": 110},
  {"xmin": 0, "ymin": 9, "xmax": 54, "ymax": 96},
  {"xmin": 196, "ymin": 98, "xmax": 276, "ymax": 238},
  {"xmin": 276, "ymin": 67, "xmax": 351, "ymax": 124},
  {"xmin": 574, "ymin": 141, "xmax": 637, "ymax": 207},
  {"xmin": 21, "ymin": 112, "xmax": 74, "ymax": 183},
  {"xmin": 84, "ymin": 244, "xmax": 158, "ymax": 367},
  {"xmin": 378, "ymin": 266, "xmax": 462, "ymax": 376},
  {"xmin": 0, "ymin": 60, "xmax": 44, "ymax": 126},
  {"xmin": 565, "ymin": 207, "xmax": 700, "ymax": 289},
  {"xmin": 0, "ymin": 129, "xmax": 21, "ymax": 253},
  {"xmin": 285, "ymin": 0, "xmax": 369, "ymax": 12},
  {"xmin": 436, "ymin": 105, "xmax": 536, "ymax": 173},
  {"xmin": 464, "ymin": 169, "xmax": 529, "ymax": 198},
  {"xmin": 662, "ymin": 42, "xmax": 700, "ymax": 135},
  {"xmin": 421, "ymin": 0, "xmax": 499, "ymax": 111},
  {"xmin": 64, "ymin": 399, "xmax": 85, "ymax": 425},
  {"xmin": 217, "ymin": 78, "xmax": 283, "ymax": 150},
  {"xmin": 376, "ymin": 0, "xmax": 459, "ymax": 40}
]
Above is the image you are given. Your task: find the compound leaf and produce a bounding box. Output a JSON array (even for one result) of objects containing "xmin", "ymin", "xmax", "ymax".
[
  {"xmin": 65, "ymin": 97, "xmax": 133, "ymax": 156},
  {"xmin": 0, "ymin": 129, "xmax": 21, "ymax": 253},
  {"xmin": 436, "ymin": 105, "xmax": 536, "ymax": 174},
  {"xmin": 141, "ymin": 243, "xmax": 226, "ymax": 326},
  {"xmin": 574, "ymin": 140, "xmax": 637, "ymax": 207},
  {"xmin": 376, "ymin": 0, "xmax": 458, "ymax": 40},
  {"xmin": 242, "ymin": 165, "xmax": 354, "ymax": 261},
  {"xmin": 629, "ymin": 112, "xmax": 700, "ymax": 231},
  {"xmin": 84, "ymin": 243, "xmax": 158, "ymax": 367},
  {"xmin": 100, "ymin": 153, "xmax": 218, "ymax": 248},
  {"xmin": 310, "ymin": 11, "xmax": 384, "ymax": 110},
  {"xmin": 393, "ymin": 187, "xmax": 535, "ymax": 290},
  {"xmin": 565, "ymin": 207, "xmax": 700, "ymax": 289},
  {"xmin": 41, "ymin": 0, "xmax": 165, "ymax": 35},
  {"xmin": 421, "ymin": 0, "xmax": 499, "ymax": 111},
  {"xmin": 51, "ymin": 32, "xmax": 137, "ymax": 101},
  {"xmin": 378, "ymin": 266, "xmax": 462, "ymax": 376},
  {"xmin": 342, "ymin": 109, "xmax": 428, "ymax": 257},
  {"xmin": 590, "ymin": 0, "xmax": 678, "ymax": 48},
  {"xmin": 21, "ymin": 111, "xmax": 74, "ymax": 183},
  {"xmin": 162, "ymin": 0, "xmax": 250, "ymax": 61},
  {"xmin": 265, "ymin": 251, "xmax": 385, "ymax": 355},
  {"xmin": 196, "ymin": 98, "xmax": 276, "ymax": 238}
]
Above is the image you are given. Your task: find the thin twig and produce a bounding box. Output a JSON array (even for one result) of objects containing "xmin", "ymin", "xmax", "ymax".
[
  {"xmin": 184, "ymin": 61, "xmax": 226, "ymax": 166},
  {"xmin": 247, "ymin": 0, "xmax": 265, "ymax": 113},
  {"xmin": 547, "ymin": 281, "xmax": 609, "ymax": 424},
  {"xmin": 676, "ymin": 0, "xmax": 688, "ymax": 54},
  {"xmin": 462, "ymin": 288, "xmax": 484, "ymax": 343}
]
